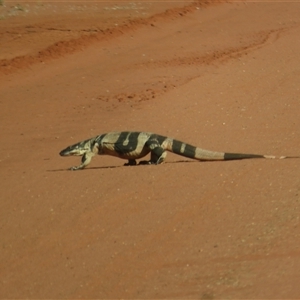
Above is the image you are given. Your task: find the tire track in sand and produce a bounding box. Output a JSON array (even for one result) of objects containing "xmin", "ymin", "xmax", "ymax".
[
  {"xmin": 0, "ymin": 1, "xmax": 223, "ymax": 74},
  {"xmin": 139, "ymin": 27, "xmax": 293, "ymax": 68}
]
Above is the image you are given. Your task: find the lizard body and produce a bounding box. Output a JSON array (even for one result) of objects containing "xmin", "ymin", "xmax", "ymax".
[{"xmin": 59, "ymin": 131, "xmax": 279, "ymax": 170}]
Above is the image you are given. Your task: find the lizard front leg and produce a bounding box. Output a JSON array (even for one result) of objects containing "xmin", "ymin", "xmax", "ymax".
[
  {"xmin": 69, "ymin": 152, "xmax": 95, "ymax": 170},
  {"xmin": 124, "ymin": 159, "xmax": 137, "ymax": 166},
  {"xmin": 69, "ymin": 143, "xmax": 99, "ymax": 170}
]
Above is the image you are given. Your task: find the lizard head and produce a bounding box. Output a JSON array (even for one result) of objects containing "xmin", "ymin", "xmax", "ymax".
[{"xmin": 59, "ymin": 139, "xmax": 92, "ymax": 156}]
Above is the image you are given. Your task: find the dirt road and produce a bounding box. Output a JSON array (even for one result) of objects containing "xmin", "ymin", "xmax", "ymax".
[{"xmin": 1, "ymin": 1, "xmax": 300, "ymax": 298}]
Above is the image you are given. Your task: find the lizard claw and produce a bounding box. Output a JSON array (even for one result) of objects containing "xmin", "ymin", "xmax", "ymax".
[{"xmin": 69, "ymin": 166, "xmax": 80, "ymax": 171}]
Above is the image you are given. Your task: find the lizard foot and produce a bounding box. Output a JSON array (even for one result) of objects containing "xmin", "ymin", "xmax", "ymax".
[
  {"xmin": 139, "ymin": 160, "xmax": 153, "ymax": 165},
  {"xmin": 124, "ymin": 159, "xmax": 137, "ymax": 166}
]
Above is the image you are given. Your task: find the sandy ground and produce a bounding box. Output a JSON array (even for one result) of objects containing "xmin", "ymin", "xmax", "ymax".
[{"xmin": 1, "ymin": 0, "xmax": 300, "ymax": 298}]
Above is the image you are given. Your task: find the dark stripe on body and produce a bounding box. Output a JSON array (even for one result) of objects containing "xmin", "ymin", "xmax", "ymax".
[
  {"xmin": 149, "ymin": 134, "xmax": 167, "ymax": 146},
  {"xmin": 95, "ymin": 134, "xmax": 106, "ymax": 143},
  {"xmin": 224, "ymin": 152, "xmax": 264, "ymax": 160},
  {"xmin": 114, "ymin": 131, "xmax": 141, "ymax": 154},
  {"xmin": 172, "ymin": 140, "xmax": 196, "ymax": 159}
]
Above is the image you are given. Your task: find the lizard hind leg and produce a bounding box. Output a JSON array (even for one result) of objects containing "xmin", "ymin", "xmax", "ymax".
[
  {"xmin": 140, "ymin": 139, "xmax": 167, "ymax": 165},
  {"xmin": 138, "ymin": 148, "xmax": 166, "ymax": 165},
  {"xmin": 150, "ymin": 147, "xmax": 167, "ymax": 164}
]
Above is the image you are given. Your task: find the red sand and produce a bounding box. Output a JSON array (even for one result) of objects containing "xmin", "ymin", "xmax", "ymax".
[{"xmin": 1, "ymin": 1, "xmax": 300, "ymax": 298}]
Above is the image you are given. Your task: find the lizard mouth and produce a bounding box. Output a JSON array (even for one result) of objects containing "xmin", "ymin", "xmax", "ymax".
[
  {"xmin": 59, "ymin": 150, "xmax": 66, "ymax": 156},
  {"xmin": 59, "ymin": 148, "xmax": 84, "ymax": 156},
  {"xmin": 59, "ymin": 149, "xmax": 71, "ymax": 156}
]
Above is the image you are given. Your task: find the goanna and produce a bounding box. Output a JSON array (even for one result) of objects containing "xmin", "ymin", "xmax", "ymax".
[{"xmin": 59, "ymin": 131, "xmax": 286, "ymax": 170}]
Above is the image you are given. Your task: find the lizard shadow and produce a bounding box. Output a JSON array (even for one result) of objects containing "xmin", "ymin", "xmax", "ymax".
[
  {"xmin": 47, "ymin": 160, "xmax": 198, "ymax": 172},
  {"xmin": 47, "ymin": 165, "xmax": 121, "ymax": 172}
]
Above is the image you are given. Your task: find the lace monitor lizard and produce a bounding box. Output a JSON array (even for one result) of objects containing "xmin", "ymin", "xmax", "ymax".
[{"xmin": 59, "ymin": 131, "xmax": 288, "ymax": 170}]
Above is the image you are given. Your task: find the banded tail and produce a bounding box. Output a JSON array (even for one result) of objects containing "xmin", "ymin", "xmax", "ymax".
[{"xmin": 165, "ymin": 138, "xmax": 275, "ymax": 161}]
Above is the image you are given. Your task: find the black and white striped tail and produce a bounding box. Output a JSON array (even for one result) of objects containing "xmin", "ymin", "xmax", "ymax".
[{"xmin": 169, "ymin": 139, "xmax": 275, "ymax": 161}]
